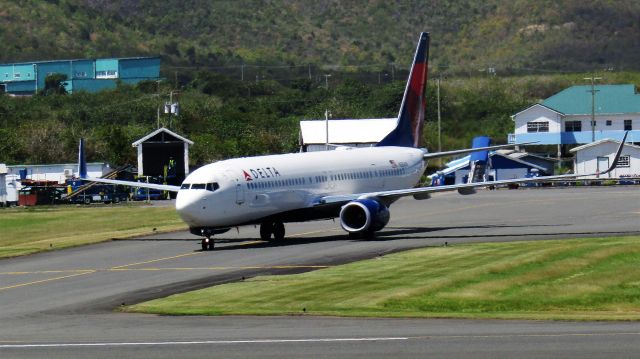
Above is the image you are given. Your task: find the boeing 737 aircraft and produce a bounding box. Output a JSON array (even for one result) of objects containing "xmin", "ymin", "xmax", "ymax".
[{"xmin": 79, "ymin": 32, "xmax": 627, "ymax": 250}]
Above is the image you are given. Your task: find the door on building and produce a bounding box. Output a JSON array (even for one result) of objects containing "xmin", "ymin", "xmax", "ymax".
[{"xmin": 596, "ymin": 156, "xmax": 610, "ymax": 178}]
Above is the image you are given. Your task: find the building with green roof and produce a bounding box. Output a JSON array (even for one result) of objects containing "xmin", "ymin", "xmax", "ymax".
[{"xmin": 510, "ymin": 84, "xmax": 640, "ymax": 148}]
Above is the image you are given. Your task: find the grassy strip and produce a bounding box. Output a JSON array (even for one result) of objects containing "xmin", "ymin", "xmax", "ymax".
[
  {"xmin": 127, "ymin": 236, "xmax": 640, "ymax": 320},
  {"xmin": 0, "ymin": 204, "xmax": 185, "ymax": 258}
]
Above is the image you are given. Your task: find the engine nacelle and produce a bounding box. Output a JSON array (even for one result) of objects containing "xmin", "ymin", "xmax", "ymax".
[{"xmin": 339, "ymin": 199, "xmax": 390, "ymax": 233}]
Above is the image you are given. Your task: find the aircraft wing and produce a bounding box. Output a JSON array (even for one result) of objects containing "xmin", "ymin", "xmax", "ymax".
[
  {"xmin": 81, "ymin": 177, "xmax": 181, "ymax": 192},
  {"xmin": 319, "ymin": 132, "xmax": 627, "ymax": 206},
  {"xmin": 76, "ymin": 138, "xmax": 181, "ymax": 192},
  {"xmin": 423, "ymin": 142, "xmax": 536, "ymax": 160}
]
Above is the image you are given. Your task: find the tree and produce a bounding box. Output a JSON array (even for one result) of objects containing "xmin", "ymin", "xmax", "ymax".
[{"xmin": 41, "ymin": 73, "xmax": 68, "ymax": 96}]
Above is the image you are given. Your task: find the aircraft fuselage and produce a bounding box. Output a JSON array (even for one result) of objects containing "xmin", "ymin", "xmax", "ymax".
[{"xmin": 175, "ymin": 146, "xmax": 425, "ymax": 230}]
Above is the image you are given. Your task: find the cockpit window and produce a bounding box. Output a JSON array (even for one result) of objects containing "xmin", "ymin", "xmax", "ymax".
[{"xmin": 182, "ymin": 182, "xmax": 219, "ymax": 191}]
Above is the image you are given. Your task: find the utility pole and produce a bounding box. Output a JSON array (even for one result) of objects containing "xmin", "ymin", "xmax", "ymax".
[
  {"xmin": 324, "ymin": 74, "xmax": 331, "ymax": 90},
  {"xmin": 584, "ymin": 76, "xmax": 602, "ymax": 142},
  {"xmin": 156, "ymin": 80, "xmax": 162, "ymax": 129},
  {"xmin": 436, "ymin": 77, "xmax": 442, "ymax": 164},
  {"xmin": 308, "ymin": 64, "xmax": 312, "ymax": 80},
  {"xmin": 325, "ymin": 109, "xmax": 331, "ymax": 151},
  {"xmin": 241, "ymin": 63, "xmax": 245, "ymax": 82}
]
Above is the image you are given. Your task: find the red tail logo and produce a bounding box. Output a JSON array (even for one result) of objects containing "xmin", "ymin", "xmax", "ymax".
[{"xmin": 243, "ymin": 170, "xmax": 253, "ymax": 181}]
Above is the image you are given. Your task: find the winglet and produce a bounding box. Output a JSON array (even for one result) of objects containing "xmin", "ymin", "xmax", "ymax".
[
  {"xmin": 600, "ymin": 131, "xmax": 628, "ymax": 176},
  {"xmin": 78, "ymin": 138, "xmax": 87, "ymax": 179}
]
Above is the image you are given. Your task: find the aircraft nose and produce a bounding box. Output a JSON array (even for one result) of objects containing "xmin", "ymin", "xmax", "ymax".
[{"xmin": 175, "ymin": 190, "xmax": 206, "ymax": 226}]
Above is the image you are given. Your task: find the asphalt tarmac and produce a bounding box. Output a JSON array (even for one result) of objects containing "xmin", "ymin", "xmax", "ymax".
[{"xmin": 1, "ymin": 186, "xmax": 639, "ymax": 358}]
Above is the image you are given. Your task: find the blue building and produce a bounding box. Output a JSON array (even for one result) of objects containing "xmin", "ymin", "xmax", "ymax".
[
  {"xmin": 431, "ymin": 150, "xmax": 556, "ymax": 186},
  {"xmin": 509, "ymin": 84, "xmax": 640, "ymax": 147},
  {"xmin": 0, "ymin": 57, "xmax": 160, "ymax": 95}
]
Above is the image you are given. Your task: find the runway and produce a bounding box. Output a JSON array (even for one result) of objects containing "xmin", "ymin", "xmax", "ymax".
[{"xmin": 1, "ymin": 186, "xmax": 639, "ymax": 358}]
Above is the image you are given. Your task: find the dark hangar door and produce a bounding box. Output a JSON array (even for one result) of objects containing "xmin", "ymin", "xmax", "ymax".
[{"xmin": 141, "ymin": 141, "xmax": 185, "ymax": 185}]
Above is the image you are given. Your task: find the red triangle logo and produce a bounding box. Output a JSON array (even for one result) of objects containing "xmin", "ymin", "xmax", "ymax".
[{"xmin": 243, "ymin": 170, "xmax": 253, "ymax": 181}]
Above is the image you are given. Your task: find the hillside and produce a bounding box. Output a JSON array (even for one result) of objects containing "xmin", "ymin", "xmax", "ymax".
[{"xmin": 1, "ymin": 0, "xmax": 640, "ymax": 73}]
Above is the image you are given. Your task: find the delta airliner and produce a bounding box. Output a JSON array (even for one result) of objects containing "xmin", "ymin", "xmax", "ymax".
[{"xmin": 79, "ymin": 33, "xmax": 627, "ymax": 250}]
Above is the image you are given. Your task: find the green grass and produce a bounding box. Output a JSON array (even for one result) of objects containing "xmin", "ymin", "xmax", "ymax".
[
  {"xmin": 127, "ymin": 236, "xmax": 640, "ymax": 320},
  {"xmin": 0, "ymin": 204, "xmax": 185, "ymax": 258}
]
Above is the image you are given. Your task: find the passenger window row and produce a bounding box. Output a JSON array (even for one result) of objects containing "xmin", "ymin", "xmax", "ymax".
[
  {"xmin": 330, "ymin": 168, "xmax": 406, "ymax": 181},
  {"xmin": 248, "ymin": 177, "xmax": 306, "ymax": 190}
]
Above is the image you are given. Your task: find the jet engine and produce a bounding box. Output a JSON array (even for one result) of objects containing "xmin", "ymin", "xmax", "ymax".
[{"xmin": 339, "ymin": 199, "xmax": 390, "ymax": 234}]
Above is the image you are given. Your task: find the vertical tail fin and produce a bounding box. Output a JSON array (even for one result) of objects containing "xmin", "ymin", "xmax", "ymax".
[
  {"xmin": 78, "ymin": 138, "xmax": 87, "ymax": 179},
  {"xmin": 377, "ymin": 32, "xmax": 430, "ymax": 148}
]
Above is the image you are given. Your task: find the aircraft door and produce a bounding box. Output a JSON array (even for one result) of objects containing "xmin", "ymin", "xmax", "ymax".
[
  {"xmin": 235, "ymin": 181, "xmax": 245, "ymax": 205},
  {"xmin": 225, "ymin": 169, "xmax": 245, "ymax": 205}
]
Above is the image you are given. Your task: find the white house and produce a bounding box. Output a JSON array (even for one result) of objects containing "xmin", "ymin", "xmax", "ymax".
[
  {"xmin": 511, "ymin": 84, "xmax": 640, "ymax": 150},
  {"xmin": 299, "ymin": 118, "xmax": 397, "ymax": 152},
  {"xmin": 570, "ymin": 139, "xmax": 640, "ymax": 179}
]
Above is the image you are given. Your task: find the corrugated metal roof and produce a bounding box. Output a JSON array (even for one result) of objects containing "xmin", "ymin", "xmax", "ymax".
[
  {"xmin": 569, "ymin": 138, "xmax": 640, "ymax": 152},
  {"xmin": 0, "ymin": 56, "xmax": 159, "ymax": 67},
  {"xmin": 542, "ymin": 84, "xmax": 640, "ymax": 115},
  {"xmin": 300, "ymin": 118, "xmax": 397, "ymax": 144}
]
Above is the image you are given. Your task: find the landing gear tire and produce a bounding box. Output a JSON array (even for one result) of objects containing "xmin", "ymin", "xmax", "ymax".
[
  {"xmin": 273, "ymin": 222, "xmax": 285, "ymax": 242},
  {"xmin": 201, "ymin": 237, "xmax": 214, "ymax": 251},
  {"xmin": 260, "ymin": 222, "xmax": 273, "ymax": 241}
]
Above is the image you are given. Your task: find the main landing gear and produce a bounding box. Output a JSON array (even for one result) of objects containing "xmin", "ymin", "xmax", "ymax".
[{"xmin": 260, "ymin": 221, "xmax": 285, "ymax": 242}]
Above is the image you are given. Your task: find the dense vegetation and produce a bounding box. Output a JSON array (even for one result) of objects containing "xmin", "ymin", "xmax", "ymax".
[
  {"xmin": 1, "ymin": 1, "xmax": 640, "ymax": 73},
  {"xmin": 2, "ymin": 1, "xmax": 640, "ymax": 167},
  {"xmin": 2, "ymin": 70, "xmax": 640, "ymax": 167}
]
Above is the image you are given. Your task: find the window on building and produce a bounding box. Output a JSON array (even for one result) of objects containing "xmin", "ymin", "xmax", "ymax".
[
  {"xmin": 624, "ymin": 120, "xmax": 632, "ymax": 131},
  {"xmin": 14, "ymin": 73, "xmax": 20, "ymax": 78},
  {"xmin": 526, "ymin": 121, "xmax": 549, "ymax": 133},
  {"xmin": 606, "ymin": 120, "xmax": 612, "ymax": 126},
  {"xmin": 96, "ymin": 70, "xmax": 117, "ymax": 79},
  {"xmin": 618, "ymin": 155, "xmax": 630, "ymax": 168},
  {"xmin": 565, "ymin": 121, "xmax": 582, "ymax": 132},
  {"xmin": 591, "ymin": 120, "xmax": 596, "ymax": 127}
]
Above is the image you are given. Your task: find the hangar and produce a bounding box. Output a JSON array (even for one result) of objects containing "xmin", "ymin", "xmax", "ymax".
[
  {"xmin": 570, "ymin": 139, "xmax": 640, "ymax": 179},
  {"xmin": 132, "ymin": 127, "xmax": 193, "ymax": 186},
  {"xmin": 299, "ymin": 118, "xmax": 396, "ymax": 152}
]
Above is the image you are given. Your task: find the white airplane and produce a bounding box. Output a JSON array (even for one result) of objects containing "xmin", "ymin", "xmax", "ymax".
[{"xmin": 78, "ymin": 32, "xmax": 627, "ymax": 250}]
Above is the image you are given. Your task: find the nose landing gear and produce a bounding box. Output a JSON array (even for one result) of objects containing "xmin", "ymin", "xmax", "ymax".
[
  {"xmin": 201, "ymin": 236, "xmax": 215, "ymax": 251},
  {"xmin": 200, "ymin": 229, "xmax": 215, "ymax": 251}
]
